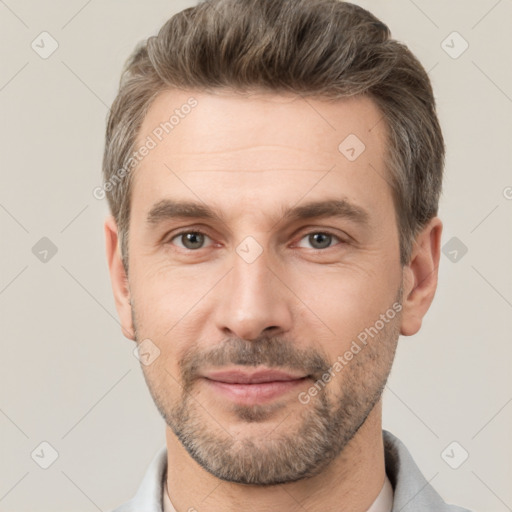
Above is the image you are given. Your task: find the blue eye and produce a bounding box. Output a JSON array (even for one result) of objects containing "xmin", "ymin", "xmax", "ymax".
[
  {"xmin": 170, "ymin": 231, "xmax": 212, "ymax": 250},
  {"xmin": 297, "ymin": 232, "xmax": 341, "ymax": 250}
]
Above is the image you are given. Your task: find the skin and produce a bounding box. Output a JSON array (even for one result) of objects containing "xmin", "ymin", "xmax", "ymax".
[{"xmin": 105, "ymin": 89, "xmax": 442, "ymax": 512}]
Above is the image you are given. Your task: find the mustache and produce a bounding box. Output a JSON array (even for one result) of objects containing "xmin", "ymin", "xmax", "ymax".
[{"xmin": 179, "ymin": 336, "xmax": 331, "ymax": 384}]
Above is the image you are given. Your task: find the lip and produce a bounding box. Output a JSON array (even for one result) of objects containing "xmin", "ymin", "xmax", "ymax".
[
  {"xmin": 204, "ymin": 369, "xmax": 306, "ymax": 384},
  {"xmin": 202, "ymin": 368, "xmax": 309, "ymax": 405}
]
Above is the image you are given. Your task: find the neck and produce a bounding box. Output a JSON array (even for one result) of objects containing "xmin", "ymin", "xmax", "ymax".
[{"xmin": 165, "ymin": 400, "xmax": 386, "ymax": 512}]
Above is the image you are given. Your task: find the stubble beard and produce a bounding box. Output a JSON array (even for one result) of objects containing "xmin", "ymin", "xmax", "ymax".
[{"xmin": 133, "ymin": 291, "xmax": 401, "ymax": 486}]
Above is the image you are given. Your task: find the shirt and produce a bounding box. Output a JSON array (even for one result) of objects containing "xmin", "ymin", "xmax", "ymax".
[
  {"xmin": 111, "ymin": 429, "xmax": 474, "ymax": 512},
  {"xmin": 163, "ymin": 473, "xmax": 393, "ymax": 511}
]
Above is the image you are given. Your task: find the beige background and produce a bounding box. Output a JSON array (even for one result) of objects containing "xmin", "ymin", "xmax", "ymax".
[{"xmin": 1, "ymin": 1, "xmax": 511, "ymax": 511}]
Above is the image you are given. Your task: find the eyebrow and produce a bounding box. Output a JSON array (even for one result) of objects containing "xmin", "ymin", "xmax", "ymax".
[
  {"xmin": 146, "ymin": 198, "xmax": 370, "ymax": 229},
  {"xmin": 279, "ymin": 199, "xmax": 370, "ymax": 226}
]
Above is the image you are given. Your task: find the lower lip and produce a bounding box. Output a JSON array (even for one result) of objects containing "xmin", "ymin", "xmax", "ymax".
[{"xmin": 203, "ymin": 377, "xmax": 308, "ymax": 405}]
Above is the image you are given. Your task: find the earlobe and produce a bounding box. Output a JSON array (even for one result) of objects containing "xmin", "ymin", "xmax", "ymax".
[
  {"xmin": 400, "ymin": 217, "xmax": 443, "ymax": 337},
  {"xmin": 104, "ymin": 216, "xmax": 136, "ymax": 341}
]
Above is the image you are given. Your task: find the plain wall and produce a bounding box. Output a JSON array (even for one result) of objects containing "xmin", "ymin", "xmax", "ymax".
[{"xmin": 0, "ymin": 1, "xmax": 511, "ymax": 510}]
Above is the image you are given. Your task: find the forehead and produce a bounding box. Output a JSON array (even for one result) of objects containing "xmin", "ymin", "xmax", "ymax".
[
  {"xmin": 137, "ymin": 89, "xmax": 387, "ymax": 164},
  {"xmin": 130, "ymin": 89, "xmax": 392, "ymax": 223}
]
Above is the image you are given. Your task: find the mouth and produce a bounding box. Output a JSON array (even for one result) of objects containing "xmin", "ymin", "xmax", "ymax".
[{"xmin": 201, "ymin": 368, "xmax": 310, "ymax": 405}]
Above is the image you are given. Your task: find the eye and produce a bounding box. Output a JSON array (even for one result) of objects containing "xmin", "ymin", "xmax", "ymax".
[
  {"xmin": 169, "ymin": 230, "xmax": 213, "ymax": 250},
  {"xmin": 296, "ymin": 231, "xmax": 343, "ymax": 250}
]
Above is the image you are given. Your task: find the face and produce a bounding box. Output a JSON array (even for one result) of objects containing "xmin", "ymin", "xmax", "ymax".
[{"xmin": 122, "ymin": 90, "xmax": 406, "ymax": 484}]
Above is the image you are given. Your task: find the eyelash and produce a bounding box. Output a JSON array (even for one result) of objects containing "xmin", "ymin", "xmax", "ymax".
[{"xmin": 166, "ymin": 229, "xmax": 346, "ymax": 251}]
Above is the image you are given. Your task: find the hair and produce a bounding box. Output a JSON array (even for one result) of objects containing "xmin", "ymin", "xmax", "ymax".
[{"xmin": 102, "ymin": 0, "xmax": 444, "ymax": 272}]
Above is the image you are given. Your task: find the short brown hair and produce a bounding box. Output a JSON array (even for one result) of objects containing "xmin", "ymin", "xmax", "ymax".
[{"xmin": 102, "ymin": 0, "xmax": 444, "ymax": 271}]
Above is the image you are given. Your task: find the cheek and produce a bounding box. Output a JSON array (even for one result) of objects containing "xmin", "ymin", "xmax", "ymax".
[
  {"xmin": 289, "ymin": 264, "xmax": 399, "ymax": 348},
  {"xmin": 130, "ymin": 264, "xmax": 218, "ymax": 372},
  {"xmin": 131, "ymin": 260, "xmax": 213, "ymax": 322}
]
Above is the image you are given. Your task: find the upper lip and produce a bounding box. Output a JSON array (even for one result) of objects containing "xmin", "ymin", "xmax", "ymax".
[{"xmin": 203, "ymin": 369, "xmax": 307, "ymax": 384}]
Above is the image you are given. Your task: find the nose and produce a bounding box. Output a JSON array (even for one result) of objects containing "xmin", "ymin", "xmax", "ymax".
[{"xmin": 213, "ymin": 247, "xmax": 293, "ymax": 341}]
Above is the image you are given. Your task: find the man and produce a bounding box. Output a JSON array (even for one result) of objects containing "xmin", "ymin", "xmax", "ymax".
[{"xmin": 103, "ymin": 1, "xmax": 473, "ymax": 511}]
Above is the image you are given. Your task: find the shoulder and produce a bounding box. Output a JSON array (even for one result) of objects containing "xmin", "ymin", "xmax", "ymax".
[
  {"xmin": 109, "ymin": 445, "xmax": 168, "ymax": 512},
  {"xmin": 383, "ymin": 430, "xmax": 476, "ymax": 512}
]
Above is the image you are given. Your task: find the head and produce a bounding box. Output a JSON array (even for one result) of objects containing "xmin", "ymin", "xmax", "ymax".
[{"xmin": 104, "ymin": 0, "xmax": 444, "ymax": 485}]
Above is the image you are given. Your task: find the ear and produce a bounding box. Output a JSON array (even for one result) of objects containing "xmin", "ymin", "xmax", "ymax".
[
  {"xmin": 400, "ymin": 217, "xmax": 443, "ymax": 336},
  {"xmin": 104, "ymin": 216, "xmax": 135, "ymax": 341}
]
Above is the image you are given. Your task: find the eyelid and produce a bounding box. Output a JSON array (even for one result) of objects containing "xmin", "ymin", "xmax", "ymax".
[
  {"xmin": 166, "ymin": 228, "xmax": 214, "ymax": 249},
  {"xmin": 164, "ymin": 226, "xmax": 350, "ymax": 251},
  {"xmin": 293, "ymin": 230, "xmax": 347, "ymax": 250}
]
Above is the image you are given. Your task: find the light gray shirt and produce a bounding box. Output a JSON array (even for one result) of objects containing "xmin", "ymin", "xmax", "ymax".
[
  {"xmin": 111, "ymin": 430, "xmax": 474, "ymax": 512},
  {"xmin": 163, "ymin": 473, "xmax": 393, "ymax": 511}
]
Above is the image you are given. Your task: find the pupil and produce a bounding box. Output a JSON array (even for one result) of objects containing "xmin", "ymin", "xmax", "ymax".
[
  {"xmin": 310, "ymin": 233, "xmax": 331, "ymax": 249},
  {"xmin": 184, "ymin": 233, "xmax": 203, "ymax": 249}
]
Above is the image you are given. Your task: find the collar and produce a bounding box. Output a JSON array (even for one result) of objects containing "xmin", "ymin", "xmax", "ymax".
[
  {"xmin": 164, "ymin": 473, "xmax": 393, "ymax": 512},
  {"xmin": 117, "ymin": 430, "xmax": 471, "ymax": 512}
]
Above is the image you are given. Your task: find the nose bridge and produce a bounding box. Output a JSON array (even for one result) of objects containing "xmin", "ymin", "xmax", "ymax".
[
  {"xmin": 232, "ymin": 244, "xmax": 272, "ymax": 300},
  {"xmin": 214, "ymin": 240, "xmax": 292, "ymax": 340}
]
